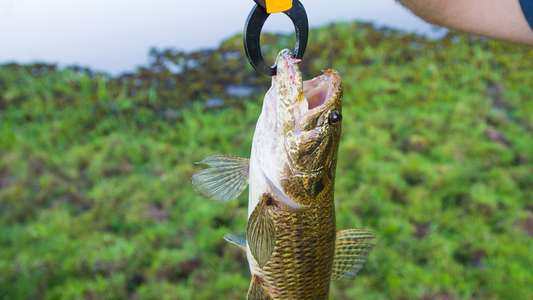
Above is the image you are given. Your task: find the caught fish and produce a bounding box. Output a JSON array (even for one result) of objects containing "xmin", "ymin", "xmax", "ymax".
[{"xmin": 192, "ymin": 49, "xmax": 376, "ymax": 299}]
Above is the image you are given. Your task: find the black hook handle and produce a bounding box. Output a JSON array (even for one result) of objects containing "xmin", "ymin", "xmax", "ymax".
[{"xmin": 243, "ymin": 0, "xmax": 309, "ymax": 76}]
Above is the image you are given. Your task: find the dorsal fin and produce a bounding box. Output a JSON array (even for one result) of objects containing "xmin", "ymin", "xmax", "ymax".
[
  {"xmin": 331, "ymin": 228, "xmax": 376, "ymax": 281},
  {"xmin": 192, "ymin": 155, "xmax": 249, "ymax": 203},
  {"xmin": 247, "ymin": 194, "xmax": 276, "ymax": 269},
  {"xmin": 223, "ymin": 232, "xmax": 247, "ymax": 251}
]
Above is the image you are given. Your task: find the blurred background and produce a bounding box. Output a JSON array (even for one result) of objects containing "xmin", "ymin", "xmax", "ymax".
[
  {"xmin": 1, "ymin": 1, "xmax": 533, "ymax": 299},
  {"xmin": 0, "ymin": 0, "xmax": 446, "ymax": 74}
]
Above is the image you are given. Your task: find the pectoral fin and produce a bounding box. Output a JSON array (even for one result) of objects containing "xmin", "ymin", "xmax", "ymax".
[
  {"xmin": 247, "ymin": 275, "xmax": 272, "ymax": 300},
  {"xmin": 192, "ymin": 155, "xmax": 249, "ymax": 203},
  {"xmin": 247, "ymin": 194, "xmax": 276, "ymax": 269},
  {"xmin": 331, "ymin": 228, "xmax": 377, "ymax": 281},
  {"xmin": 223, "ymin": 232, "xmax": 247, "ymax": 251}
]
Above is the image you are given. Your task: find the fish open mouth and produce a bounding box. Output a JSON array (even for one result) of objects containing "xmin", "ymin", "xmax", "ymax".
[
  {"xmin": 303, "ymin": 74, "xmax": 332, "ymax": 109},
  {"xmin": 303, "ymin": 71, "xmax": 340, "ymax": 109},
  {"xmin": 296, "ymin": 70, "xmax": 342, "ymax": 130}
]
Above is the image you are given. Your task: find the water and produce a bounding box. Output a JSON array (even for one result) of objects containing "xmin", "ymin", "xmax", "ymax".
[{"xmin": 0, "ymin": 0, "xmax": 446, "ymax": 75}]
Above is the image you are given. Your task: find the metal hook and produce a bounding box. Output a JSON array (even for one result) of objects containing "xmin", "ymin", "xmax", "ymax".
[{"xmin": 243, "ymin": 0, "xmax": 309, "ymax": 76}]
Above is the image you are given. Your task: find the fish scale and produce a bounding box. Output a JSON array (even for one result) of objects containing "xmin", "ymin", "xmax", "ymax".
[{"xmin": 259, "ymin": 200, "xmax": 335, "ymax": 299}]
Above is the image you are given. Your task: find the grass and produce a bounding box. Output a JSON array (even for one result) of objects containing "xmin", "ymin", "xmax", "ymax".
[{"xmin": 1, "ymin": 22, "xmax": 533, "ymax": 299}]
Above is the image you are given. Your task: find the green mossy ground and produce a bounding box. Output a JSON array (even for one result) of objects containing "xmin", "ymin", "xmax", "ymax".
[{"xmin": 1, "ymin": 22, "xmax": 532, "ymax": 299}]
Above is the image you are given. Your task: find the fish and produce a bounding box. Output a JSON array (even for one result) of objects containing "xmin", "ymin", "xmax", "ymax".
[{"xmin": 192, "ymin": 49, "xmax": 376, "ymax": 299}]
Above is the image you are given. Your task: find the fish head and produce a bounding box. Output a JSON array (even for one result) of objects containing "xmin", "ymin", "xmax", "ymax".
[
  {"xmin": 274, "ymin": 49, "xmax": 343, "ymax": 178},
  {"xmin": 250, "ymin": 49, "xmax": 343, "ymax": 211}
]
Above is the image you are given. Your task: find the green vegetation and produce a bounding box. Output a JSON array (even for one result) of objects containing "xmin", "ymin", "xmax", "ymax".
[{"xmin": 1, "ymin": 22, "xmax": 532, "ymax": 299}]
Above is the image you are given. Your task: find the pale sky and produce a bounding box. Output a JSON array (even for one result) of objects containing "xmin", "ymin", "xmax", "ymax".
[{"xmin": 0, "ymin": 0, "xmax": 444, "ymax": 74}]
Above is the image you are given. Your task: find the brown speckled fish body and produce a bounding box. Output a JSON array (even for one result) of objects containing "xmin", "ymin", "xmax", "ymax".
[{"xmin": 252, "ymin": 196, "xmax": 336, "ymax": 299}]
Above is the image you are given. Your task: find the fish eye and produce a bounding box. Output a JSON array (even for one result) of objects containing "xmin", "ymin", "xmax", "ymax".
[{"xmin": 329, "ymin": 110, "xmax": 341, "ymax": 125}]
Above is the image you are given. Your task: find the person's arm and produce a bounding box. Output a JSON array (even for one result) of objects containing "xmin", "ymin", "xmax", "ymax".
[{"xmin": 396, "ymin": 0, "xmax": 533, "ymax": 46}]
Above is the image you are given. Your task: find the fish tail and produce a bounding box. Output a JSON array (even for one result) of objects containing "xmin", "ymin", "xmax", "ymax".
[{"xmin": 247, "ymin": 274, "xmax": 272, "ymax": 300}]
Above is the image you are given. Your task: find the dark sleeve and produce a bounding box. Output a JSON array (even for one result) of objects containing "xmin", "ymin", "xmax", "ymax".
[{"xmin": 519, "ymin": 0, "xmax": 533, "ymax": 31}]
